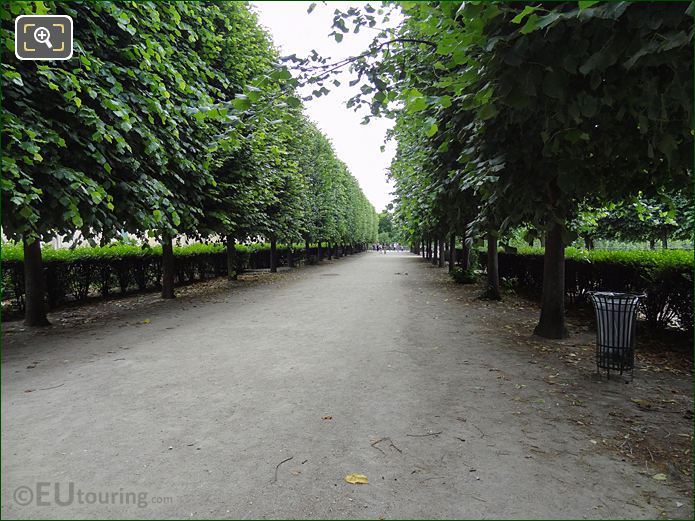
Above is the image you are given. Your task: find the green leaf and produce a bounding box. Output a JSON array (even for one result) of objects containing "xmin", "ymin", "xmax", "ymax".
[
  {"xmin": 511, "ymin": 5, "xmax": 537, "ymax": 24},
  {"xmin": 478, "ymin": 103, "xmax": 498, "ymax": 120},
  {"xmin": 271, "ymin": 68, "xmax": 292, "ymax": 81},
  {"xmin": 578, "ymin": 1, "xmax": 599, "ymax": 10},
  {"xmin": 520, "ymin": 14, "xmax": 540, "ymax": 34},
  {"xmin": 231, "ymin": 96, "xmax": 251, "ymax": 111},
  {"xmin": 406, "ymin": 94, "xmax": 428, "ymax": 113},
  {"xmin": 438, "ymin": 95, "xmax": 452, "ymax": 108}
]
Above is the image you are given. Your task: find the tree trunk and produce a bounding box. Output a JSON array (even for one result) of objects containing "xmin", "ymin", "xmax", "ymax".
[
  {"xmin": 327, "ymin": 241, "xmax": 332, "ymax": 260},
  {"xmin": 539, "ymin": 233, "xmax": 546, "ymax": 248},
  {"xmin": 534, "ymin": 221, "xmax": 569, "ymax": 339},
  {"xmin": 485, "ymin": 233, "xmax": 501, "ymax": 300},
  {"xmin": 317, "ymin": 241, "xmax": 322, "ymax": 260},
  {"xmin": 225, "ymin": 234, "xmax": 237, "ymax": 281},
  {"xmin": 583, "ymin": 235, "xmax": 594, "ymax": 250},
  {"xmin": 23, "ymin": 237, "xmax": 50, "ymax": 326},
  {"xmin": 661, "ymin": 235, "xmax": 668, "ymax": 250},
  {"xmin": 270, "ymin": 236, "xmax": 277, "ymax": 273},
  {"xmin": 287, "ymin": 244, "xmax": 294, "ymax": 267},
  {"xmin": 161, "ymin": 233, "xmax": 176, "ymax": 299},
  {"xmin": 305, "ymin": 239, "xmax": 310, "ymax": 264},
  {"xmin": 438, "ymin": 238, "xmax": 444, "ymax": 268},
  {"xmin": 432, "ymin": 238, "xmax": 438, "ymax": 265},
  {"xmin": 461, "ymin": 237, "xmax": 470, "ymax": 270},
  {"xmin": 649, "ymin": 239, "xmax": 656, "ymax": 250},
  {"xmin": 448, "ymin": 235, "xmax": 456, "ymax": 273}
]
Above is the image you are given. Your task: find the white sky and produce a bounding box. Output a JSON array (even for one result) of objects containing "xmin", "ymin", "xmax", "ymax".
[{"xmin": 252, "ymin": 1, "xmax": 396, "ymax": 212}]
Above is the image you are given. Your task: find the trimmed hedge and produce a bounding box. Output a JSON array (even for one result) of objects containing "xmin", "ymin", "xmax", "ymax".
[
  {"xmin": 1, "ymin": 242, "xmax": 360, "ymax": 313},
  {"xmin": 481, "ymin": 248, "xmax": 693, "ymax": 332}
]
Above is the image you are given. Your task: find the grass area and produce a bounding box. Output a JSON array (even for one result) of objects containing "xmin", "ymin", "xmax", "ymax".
[{"xmin": 0, "ymin": 241, "xmax": 328, "ymax": 263}]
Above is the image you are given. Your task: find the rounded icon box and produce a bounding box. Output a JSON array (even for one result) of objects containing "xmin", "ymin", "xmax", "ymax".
[{"xmin": 15, "ymin": 14, "xmax": 73, "ymax": 61}]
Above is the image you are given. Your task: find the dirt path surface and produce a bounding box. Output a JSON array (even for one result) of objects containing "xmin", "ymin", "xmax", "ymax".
[{"xmin": 2, "ymin": 252, "xmax": 692, "ymax": 519}]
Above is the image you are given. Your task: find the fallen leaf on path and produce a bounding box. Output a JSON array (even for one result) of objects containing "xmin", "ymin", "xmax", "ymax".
[
  {"xmin": 652, "ymin": 473, "xmax": 667, "ymax": 481},
  {"xmin": 345, "ymin": 473, "xmax": 369, "ymax": 484},
  {"xmin": 322, "ymin": 416, "xmax": 333, "ymax": 420}
]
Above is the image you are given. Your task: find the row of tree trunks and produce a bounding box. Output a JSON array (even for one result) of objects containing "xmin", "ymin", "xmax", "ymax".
[
  {"xmin": 21, "ymin": 234, "xmax": 365, "ymax": 327},
  {"xmin": 448, "ymin": 235, "xmax": 456, "ymax": 273}
]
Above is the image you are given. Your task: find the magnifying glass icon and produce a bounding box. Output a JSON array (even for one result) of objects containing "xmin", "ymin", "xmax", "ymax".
[{"xmin": 33, "ymin": 26, "xmax": 52, "ymax": 48}]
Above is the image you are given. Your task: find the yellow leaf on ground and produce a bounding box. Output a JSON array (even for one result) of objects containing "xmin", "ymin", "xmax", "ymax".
[
  {"xmin": 631, "ymin": 398, "xmax": 651, "ymax": 408},
  {"xmin": 652, "ymin": 473, "xmax": 667, "ymax": 481},
  {"xmin": 345, "ymin": 473, "xmax": 369, "ymax": 484}
]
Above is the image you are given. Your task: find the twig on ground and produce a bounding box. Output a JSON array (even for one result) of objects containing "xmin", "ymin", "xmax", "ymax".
[
  {"xmin": 646, "ymin": 447, "xmax": 654, "ymax": 462},
  {"xmin": 407, "ymin": 431, "xmax": 442, "ymax": 437},
  {"xmin": 472, "ymin": 424, "xmax": 486, "ymax": 438},
  {"xmin": 38, "ymin": 383, "xmax": 64, "ymax": 391},
  {"xmin": 371, "ymin": 437, "xmax": 403, "ymax": 454},
  {"xmin": 370, "ymin": 439, "xmax": 386, "ymax": 455},
  {"xmin": 271, "ymin": 456, "xmax": 293, "ymax": 483}
]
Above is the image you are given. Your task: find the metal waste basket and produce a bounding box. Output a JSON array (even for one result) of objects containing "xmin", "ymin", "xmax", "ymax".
[{"xmin": 589, "ymin": 292, "xmax": 644, "ymax": 379}]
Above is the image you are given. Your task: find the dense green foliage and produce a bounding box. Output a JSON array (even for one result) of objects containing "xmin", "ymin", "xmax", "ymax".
[
  {"xmin": 450, "ymin": 266, "xmax": 477, "ymax": 285},
  {"xmin": 1, "ymin": 1, "xmax": 377, "ymax": 323},
  {"xmin": 377, "ymin": 210, "xmax": 395, "ymax": 244},
  {"xmin": 1, "ymin": 1, "xmax": 376, "ymax": 244},
  {"xmin": 298, "ymin": 1, "xmax": 693, "ymax": 338}
]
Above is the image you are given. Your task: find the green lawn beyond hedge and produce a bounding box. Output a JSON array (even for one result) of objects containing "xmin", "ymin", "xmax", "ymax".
[
  {"xmin": 0, "ymin": 242, "xmax": 303, "ymax": 262},
  {"xmin": 513, "ymin": 246, "xmax": 693, "ymax": 272}
]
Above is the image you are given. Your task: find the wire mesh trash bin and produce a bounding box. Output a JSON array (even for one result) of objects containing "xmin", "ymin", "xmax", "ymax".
[{"xmin": 589, "ymin": 292, "xmax": 644, "ymax": 380}]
